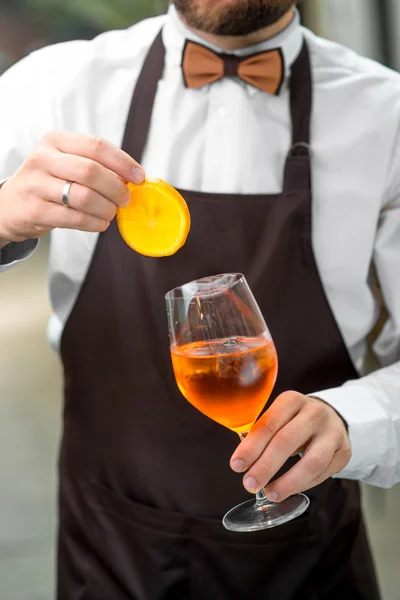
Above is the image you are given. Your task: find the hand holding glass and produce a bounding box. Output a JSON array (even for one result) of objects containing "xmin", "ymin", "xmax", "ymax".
[{"xmin": 166, "ymin": 274, "xmax": 309, "ymax": 532}]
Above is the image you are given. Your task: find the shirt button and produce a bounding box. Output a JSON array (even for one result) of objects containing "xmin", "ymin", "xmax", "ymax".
[{"xmin": 218, "ymin": 107, "xmax": 227, "ymax": 118}]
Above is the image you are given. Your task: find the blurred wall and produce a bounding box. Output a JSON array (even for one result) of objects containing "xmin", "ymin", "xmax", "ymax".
[
  {"xmin": 387, "ymin": 0, "xmax": 400, "ymax": 70},
  {"xmin": 305, "ymin": 0, "xmax": 384, "ymax": 62},
  {"xmin": 0, "ymin": 0, "xmax": 169, "ymax": 74},
  {"xmin": 302, "ymin": 0, "xmax": 400, "ymax": 70}
]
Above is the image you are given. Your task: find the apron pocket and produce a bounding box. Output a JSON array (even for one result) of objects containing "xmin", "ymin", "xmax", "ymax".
[
  {"xmin": 186, "ymin": 503, "xmax": 320, "ymax": 600},
  {"xmin": 86, "ymin": 481, "xmax": 320, "ymax": 600},
  {"xmin": 82, "ymin": 481, "xmax": 190, "ymax": 600}
]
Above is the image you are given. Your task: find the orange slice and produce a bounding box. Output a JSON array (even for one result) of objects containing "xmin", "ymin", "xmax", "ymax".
[{"xmin": 117, "ymin": 179, "xmax": 191, "ymax": 257}]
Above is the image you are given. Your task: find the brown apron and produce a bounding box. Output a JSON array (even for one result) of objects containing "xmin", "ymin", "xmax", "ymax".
[{"xmin": 58, "ymin": 31, "xmax": 381, "ymax": 600}]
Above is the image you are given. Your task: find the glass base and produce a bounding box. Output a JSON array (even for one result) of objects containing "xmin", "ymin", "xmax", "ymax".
[{"xmin": 222, "ymin": 493, "xmax": 310, "ymax": 532}]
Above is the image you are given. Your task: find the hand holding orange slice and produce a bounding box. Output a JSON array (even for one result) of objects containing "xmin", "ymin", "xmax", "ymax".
[{"xmin": 117, "ymin": 178, "xmax": 191, "ymax": 257}]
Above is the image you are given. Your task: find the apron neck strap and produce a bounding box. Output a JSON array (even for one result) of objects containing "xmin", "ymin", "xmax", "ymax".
[
  {"xmin": 289, "ymin": 42, "xmax": 312, "ymax": 150},
  {"xmin": 123, "ymin": 30, "xmax": 313, "ymax": 195},
  {"xmin": 282, "ymin": 42, "xmax": 313, "ymax": 194},
  {"xmin": 122, "ymin": 30, "xmax": 165, "ymax": 163}
]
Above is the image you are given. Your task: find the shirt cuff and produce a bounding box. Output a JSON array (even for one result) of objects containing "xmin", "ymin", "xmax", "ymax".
[
  {"xmin": 309, "ymin": 383, "xmax": 389, "ymax": 486},
  {"xmin": 0, "ymin": 238, "xmax": 39, "ymax": 271}
]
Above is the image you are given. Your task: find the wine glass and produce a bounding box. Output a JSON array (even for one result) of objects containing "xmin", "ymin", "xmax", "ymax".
[{"xmin": 165, "ymin": 273, "xmax": 309, "ymax": 532}]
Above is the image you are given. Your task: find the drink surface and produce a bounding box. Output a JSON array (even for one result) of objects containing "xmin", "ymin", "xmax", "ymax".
[{"xmin": 171, "ymin": 336, "xmax": 278, "ymax": 433}]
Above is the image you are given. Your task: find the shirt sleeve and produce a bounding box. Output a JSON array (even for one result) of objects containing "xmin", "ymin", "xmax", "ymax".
[
  {"xmin": 0, "ymin": 239, "xmax": 39, "ymax": 272},
  {"xmin": 0, "ymin": 47, "xmax": 59, "ymax": 272},
  {"xmin": 311, "ymin": 124, "xmax": 400, "ymax": 490}
]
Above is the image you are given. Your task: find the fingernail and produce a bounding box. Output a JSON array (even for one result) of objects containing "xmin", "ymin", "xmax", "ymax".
[
  {"xmin": 244, "ymin": 476, "xmax": 258, "ymax": 493},
  {"xmin": 231, "ymin": 459, "xmax": 245, "ymax": 473},
  {"xmin": 266, "ymin": 489, "xmax": 279, "ymax": 502},
  {"xmin": 132, "ymin": 167, "xmax": 145, "ymax": 184},
  {"xmin": 122, "ymin": 191, "xmax": 131, "ymax": 207}
]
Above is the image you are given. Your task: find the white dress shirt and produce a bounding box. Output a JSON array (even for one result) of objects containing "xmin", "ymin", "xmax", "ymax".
[{"xmin": 0, "ymin": 7, "xmax": 399, "ymax": 488}]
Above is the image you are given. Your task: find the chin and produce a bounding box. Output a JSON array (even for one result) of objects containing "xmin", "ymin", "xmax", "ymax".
[{"xmin": 174, "ymin": 0, "xmax": 295, "ymax": 36}]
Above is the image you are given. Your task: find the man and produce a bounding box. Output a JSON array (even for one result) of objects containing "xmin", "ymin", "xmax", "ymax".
[{"xmin": 0, "ymin": 0, "xmax": 399, "ymax": 598}]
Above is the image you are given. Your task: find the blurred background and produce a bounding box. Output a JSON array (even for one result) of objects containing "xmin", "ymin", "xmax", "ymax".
[{"xmin": 0, "ymin": 1, "xmax": 399, "ymax": 598}]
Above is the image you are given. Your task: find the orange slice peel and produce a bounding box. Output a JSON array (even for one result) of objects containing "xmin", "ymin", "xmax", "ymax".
[{"xmin": 117, "ymin": 178, "xmax": 191, "ymax": 257}]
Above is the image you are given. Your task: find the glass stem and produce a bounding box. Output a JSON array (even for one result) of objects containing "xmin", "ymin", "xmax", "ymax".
[
  {"xmin": 238, "ymin": 432, "xmax": 272, "ymax": 507},
  {"xmin": 255, "ymin": 487, "xmax": 271, "ymax": 506}
]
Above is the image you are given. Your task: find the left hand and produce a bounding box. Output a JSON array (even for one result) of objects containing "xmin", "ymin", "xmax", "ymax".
[{"xmin": 230, "ymin": 392, "xmax": 352, "ymax": 502}]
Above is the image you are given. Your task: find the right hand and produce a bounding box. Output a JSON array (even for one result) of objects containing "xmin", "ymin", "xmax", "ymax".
[{"xmin": 0, "ymin": 131, "xmax": 146, "ymax": 243}]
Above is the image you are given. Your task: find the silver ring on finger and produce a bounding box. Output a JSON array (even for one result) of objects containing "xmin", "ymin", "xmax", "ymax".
[{"xmin": 62, "ymin": 181, "xmax": 73, "ymax": 208}]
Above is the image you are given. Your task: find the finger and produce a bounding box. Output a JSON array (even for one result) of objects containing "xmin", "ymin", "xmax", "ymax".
[
  {"xmin": 38, "ymin": 176, "xmax": 118, "ymax": 222},
  {"xmin": 39, "ymin": 199, "xmax": 110, "ymax": 233},
  {"xmin": 299, "ymin": 450, "xmax": 347, "ymax": 492},
  {"xmin": 241, "ymin": 414, "xmax": 317, "ymax": 493},
  {"xmin": 40, "ymin": 149, "xmax": 131, "ymax": 208},
  {"xmin": 230, "ymin": 391, "xmax": 304, "ymax": 473},
  {"xmin": 42, "ymin": 131, "xmax": 145, "ymax": 184},
  {"xmin": 264, "ymin": 436, "xmax": 339, "ymax": 502},
  {"xmin": 291, "ymin": 446, "xmax": 305, "ymax": 457}
]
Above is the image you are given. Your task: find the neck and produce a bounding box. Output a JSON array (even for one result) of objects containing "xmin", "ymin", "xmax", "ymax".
[{"xmin": 177, "ymin": 8, "xmax": 295, "ymax": 51}]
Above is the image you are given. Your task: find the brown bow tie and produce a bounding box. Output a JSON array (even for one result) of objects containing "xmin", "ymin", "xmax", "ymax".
[{"xmin": 182, "ymin": 40, "xmax": 284, "ymax": 95}]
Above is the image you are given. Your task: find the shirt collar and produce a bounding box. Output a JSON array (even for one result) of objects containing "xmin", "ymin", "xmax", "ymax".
[{"xmin": 163, "ymin": 4, "xmax": 304, "ymax": 96}]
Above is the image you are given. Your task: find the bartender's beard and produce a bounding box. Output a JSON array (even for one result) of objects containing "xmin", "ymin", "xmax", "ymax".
[{"xmin": 172, "ymin": 0, "xmax": 295, "ymax": 36}]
